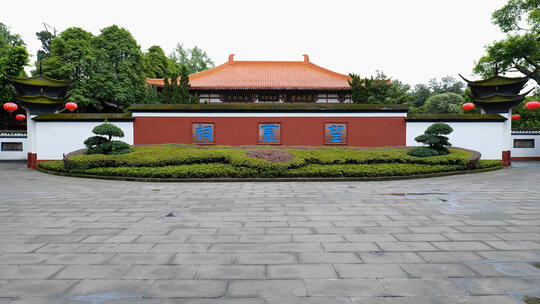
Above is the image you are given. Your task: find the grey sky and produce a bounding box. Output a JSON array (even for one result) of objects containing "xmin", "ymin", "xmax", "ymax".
[{"xmin": 2, "ymin": 0, "xmax": 508, "ymax": 86}]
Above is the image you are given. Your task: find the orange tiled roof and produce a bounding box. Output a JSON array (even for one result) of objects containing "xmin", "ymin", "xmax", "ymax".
[{"xmin": 146, "ymin": 55, "xmax": 352, "ymax": 91}]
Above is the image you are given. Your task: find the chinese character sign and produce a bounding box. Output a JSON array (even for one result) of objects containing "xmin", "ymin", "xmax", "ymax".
[
  {"xmin": 324, "ymin": 123, "xmax": 347, "ymax": 144},
  {"xmin": 192, "ymin": 123, "xmax": 214, "ymax": 144},
  {"xmin": 258, "ymin": 123, "xmax": 281, "ymax": 144}
]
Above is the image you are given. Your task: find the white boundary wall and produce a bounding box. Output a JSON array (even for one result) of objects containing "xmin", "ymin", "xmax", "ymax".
[
  {"xmin": 511, "ymin": 132, "xmax": 540, "ymax": 158},
  {"xmin": 0, "ymin": 134, "xmax": 28, "ymax": 160},
  {"xmin": 35, "ymin": 121, "xmax": 133, "ymax": 160},
  {"xmin": 406, "ymin": 121, "xmax": 505, "ymax": 159}
]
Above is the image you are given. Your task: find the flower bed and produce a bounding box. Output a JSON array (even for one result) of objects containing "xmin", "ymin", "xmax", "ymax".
[{"xmin": 38, "ymin": 145, "xmax": 502, "ymax": 180}]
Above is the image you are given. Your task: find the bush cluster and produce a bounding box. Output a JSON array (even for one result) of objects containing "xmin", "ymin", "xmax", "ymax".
[
  {"xmin": 40, "ymin": 144, "xmax": 503, "ymax": 179},
  {"xmin": 408, "ymin": 123, "xmax": 453, "ymax": 157},
  {"xmin": 84, "ymin": 120, "xmax": 131, "ymax": 155}
]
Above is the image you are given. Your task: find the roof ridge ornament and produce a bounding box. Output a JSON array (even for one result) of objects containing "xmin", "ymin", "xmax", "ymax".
[
  {"xmin": 303, "ymin": 54, "xmax": 309, "ymax": 63},
  {"xmin": 229, "ymin": 54, "xmax": 235, "ymax": 63}
]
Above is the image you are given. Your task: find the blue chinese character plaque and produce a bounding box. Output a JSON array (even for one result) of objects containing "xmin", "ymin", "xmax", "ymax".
[
  {"xmin": 192, "ymin": 123, "xmax": 214, "ymax": 144},
  {"xmin": 324, "ymin": 123, "xmax": 347, "ymax": 144},
  {"xmin": 258, "ymin": 123, "xmax": 281, "ymax": 144}
]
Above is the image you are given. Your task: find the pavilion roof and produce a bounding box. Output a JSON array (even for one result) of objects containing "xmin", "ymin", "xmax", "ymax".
[
  {"xmin": 459, "ymin": 74, "xmax": 528, "ymax": 87},
  {"xmin": 466, "ymin": 89, "xmax": 533, "ymax": 103},
  {"xmin": 10, "ymin": 75, "xmax": 70, "ymax": 87},
  {"xmin": 146, "ymin": 55, "xmax": 352, "ymax": 91},
  {"xmin": 15, "ymin": 94, "xmax": 65, "ymax": 105}
]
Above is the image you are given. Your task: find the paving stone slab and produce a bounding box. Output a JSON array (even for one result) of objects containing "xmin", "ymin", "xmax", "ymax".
[
  {"xmin": 227, "ymin": 280, "xmax": 307, "ymax": 297},
  {"xmin": 399, "ymin": 263, "xmax": 478, "ymax": 278},
  {"xmin": 379, "ymin": 278, "xmax": 467, "ymax": 296},
  {"xmin": 2, "ymin": 162, "xmax": 540, "ymax": 302},
  {"xmin": 304, "ymin": 279, "xmax": 387, "ymax": 296},
  {"xmin": 450, "ymin": 277, "xmax": 536, "ymax": 295},
  {"xmin": 268, "ymin": 264, "xmax": 337, "ymax": 279},
  {"xmin": 334, "ymin": 264, "xmax": 408, "ymax": 278},
  {"xmin": 146, "ymin": 280, "xmax": 227, "ymax": 297},
  {"xmin": 124, "ymin": 265, "xmax": 196, "ymax": 279},
  {"xmin": 195, "ymin": 265, "xmax": 265, "ymax": 279}
]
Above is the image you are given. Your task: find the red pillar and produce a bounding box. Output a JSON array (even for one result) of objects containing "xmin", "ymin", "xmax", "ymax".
[
  {"xmin": 27, "ymin": 153, "xmax": 37, "ymax": 169},
  {"xmin": 27, "ymin": 152, "xmax": 32, "ymax": 168},
  {"xmin": 502, "ymin": 151, "xmax": 511, "ymax": 167}
]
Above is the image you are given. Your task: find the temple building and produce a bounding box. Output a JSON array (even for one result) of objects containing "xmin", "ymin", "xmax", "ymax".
[{"xmin": 146, "ymin": 55, "xmax": 352, "ymax": 103}]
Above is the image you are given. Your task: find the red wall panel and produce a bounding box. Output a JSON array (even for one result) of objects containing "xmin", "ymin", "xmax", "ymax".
[{"xmin": 134, "ymin": 116, "xmax": 406, "ymax": 147}]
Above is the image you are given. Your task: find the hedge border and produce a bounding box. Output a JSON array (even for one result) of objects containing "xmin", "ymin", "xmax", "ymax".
[
  {"xmin": 32, "ymin": 113, "xmax": 134, "ymax": 122},
  {"xmin": 128, "ymin": 103, "xmax": 409, "ymax": 113},
  {"xmin": 407, "ymin": 113, "xmax": 506, "ymax": 122},
  {"xmin": 37, "ymin": 165, "xmax": 503, "ymax": 183}
]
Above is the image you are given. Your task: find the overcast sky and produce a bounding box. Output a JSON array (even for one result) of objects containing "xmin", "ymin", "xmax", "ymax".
[{"xmin": 2, "ymin": 0, "xmax": 509, "ymax": 87}]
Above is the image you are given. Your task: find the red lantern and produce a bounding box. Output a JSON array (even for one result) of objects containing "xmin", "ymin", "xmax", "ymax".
[
  {"xmin": 525, "ymin": 101, "xmax": 540, "ymax": 109},
  {"xmin": 65, "ymin": 102, "xmax": 78, "ymax": 112},
  {"xmin": 3, "ymin": 102, "xmax": 18, "ymax": 117},
  {"xmin": 15, "ymin": 114, "xmax": 26, "ymax": 121},
  {"xmin": 512, "ymin": 114, "xmax": 521, "ymax": 120},
  {"xmin": 462, "ymin": 102, "xmax": 475, "ymax": 110}
]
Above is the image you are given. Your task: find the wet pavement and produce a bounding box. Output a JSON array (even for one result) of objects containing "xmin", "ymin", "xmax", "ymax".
[{"xmin": 0, "ymin": 161, "xmax": 539, "ymax": 303}]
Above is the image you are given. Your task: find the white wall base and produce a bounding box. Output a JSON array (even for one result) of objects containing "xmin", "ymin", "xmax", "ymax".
[
  {"xmin": 406, "ymin": 121, "xmax": 504, "ymax": 159},
  {"xmin": 35, "ymin": 121, "xmax": 134, "ymax": 160}
]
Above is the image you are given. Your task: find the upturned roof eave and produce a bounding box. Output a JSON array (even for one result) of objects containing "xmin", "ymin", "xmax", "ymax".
[
  {"xmin": 191, "ymin": 86, "xmax": 352, "ymax": 91},
  {"xmin": 14, "ymin": 94, "xmax": 66, "ymax": 105},
  {"xmin": 459, "ymin": 74, "xmax": 529, "ymax": 87},
  {"xmin": 10, "ymin": 75, "xmax": 70, "ymax": 87}
]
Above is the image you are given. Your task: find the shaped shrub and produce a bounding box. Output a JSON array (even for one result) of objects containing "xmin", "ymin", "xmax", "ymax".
[
  {"xmin": 84, "ymin": 119, "xmax": 131, "ymax": 155},
  {"xmin": 408, "ymin": 122, "xmax": 453, "ymax": 157}
]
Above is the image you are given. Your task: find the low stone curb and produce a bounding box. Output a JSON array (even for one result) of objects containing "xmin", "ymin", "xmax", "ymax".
[{"xmin": 37, "ymin": 165, "xmax": 503, "ymax": 183}]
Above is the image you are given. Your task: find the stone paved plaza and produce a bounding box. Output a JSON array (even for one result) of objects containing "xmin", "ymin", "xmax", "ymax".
[{"xmin": 0, "ymin": 162, "xmax": 539, "ymax": 303}]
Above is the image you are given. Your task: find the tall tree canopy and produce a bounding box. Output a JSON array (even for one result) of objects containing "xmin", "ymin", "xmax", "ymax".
[
  {"xmin": 474, "ymin": 0, "xmax": 539, "ymax": 85},
  {"xmin": 43, "ymin": 27, "xmax": 98, "ymax": 108},
  {"xmin": 348, "ymin": 71, "xmax": 410, "ymax": 104},
  {"xmin": 423, "ymin": 93, "xmax": 463, "ymax": 114},
  {"xmin": 143, "ymin": 45, "xmax": 175, "ymax": 78},
  {"xmin": 35, "ymin": 23, "xmax": 57, "ymax": 63},
  {"xmin": 169, "ymin": 43, "xmax": 214, "ymax": 74},
  {"xmin": 43, "ymin": 25, "xmax": 147, "ymax": 110},
  {"xmin": 0, "ymin": 23, "xmax": 29, "ymax": 104},
  {"xmin": 409, "ymin": 76, "xmax": 465, "ymax": 109},
  {"xmin": 91, "ymin": 25, "xmax": 146, "ymax": 109}
]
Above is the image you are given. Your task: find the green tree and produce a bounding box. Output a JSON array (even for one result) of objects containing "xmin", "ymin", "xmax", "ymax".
[
  {"xmin": 512, "ymin": 92, "xmax": 540, "ymax": 128},
  {"xmin": 169, "ymin": 43, "xmax": 214, "ymax": 74},
  {"xmin": 424, "ymin": 93, "xmax": 463, "ymax": 114},
  {"xmin": 474, "ymin": 0, "xmax": 539, "ymax": 85},
  {"xmin": 408, "ymin": 76, "xmax": 465, "ymax": 111},
  {"xmin": 348, "ymin": 73, "xmax": 370, "ymax": 103},
  {"xmin": 42, "ymin": 27, "xmax": 98, "ymax": 109},
  {"xmin": 367, "ymin": 71, "xmax": 410, "ymax": 104},
  {"xmin": 408, "ymin": 123, "xmax": 454, "ymax": 157},
  {"xmin": 410, "ymin": 83, "xmax": 431, "ymax": 108},
  {"xmin": 0, "ymin": 23, "xmax": 29, "ymax": 104},
  {"xmin": 348, "ymin": 71, "xmax": 409, "ymax": 104},
  {"xmin": 140, "ymin": 84, "xmax": 160, "ymax": 104},
  {"xmin": 161, "ymin": 66, "xmax": 199, "ymax": 104},
  {"xmin": 143, "ymin": 45, "xmax": 175, "ymax": 78},
  {"xmin": 35, "ymin": 23, "xmax": 57, "ymax": 63},
  {"xmin": 84, "ymin": 119, "xmax": 130, "ymax": 155},
  {"xmin": 0, "ymin": 23, "xmax": 24, "ymax": 48},
  {"xmin": 428, "ymin": 76, "xmax": 464, "ymax": 95},
  {"xmin": 90, "ymin": 25, "xmax": 146, "ymax": 110}
]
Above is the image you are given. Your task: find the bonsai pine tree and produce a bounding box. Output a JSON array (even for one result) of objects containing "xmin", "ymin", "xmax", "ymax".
[
  {"xmin": 408, "ymin": 122, "xmax": 453, "ymax": 157},
  {"xmin": 84, "ymin": 119, "xmax": 130, "ymax": 155}
]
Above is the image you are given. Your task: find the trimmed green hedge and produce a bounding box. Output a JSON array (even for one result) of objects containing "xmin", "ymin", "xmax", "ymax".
[
  {"xmin": 64, "ymin": 145, "xmax": 474, "ymax": 171},
  {"xmin": 32, "ymin": 113, "xmax": 133, "ymax": 121},
  {"xmin": 128, "ymin": 103, "xmax": 409, "ymax": 112},
  {"xmin": 38, "ymin": 145, "xmax": 503, "ymax": 179},
  {"xmin": 407, "ymin": 113, "xmax": 506, "ymax": 122}
]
